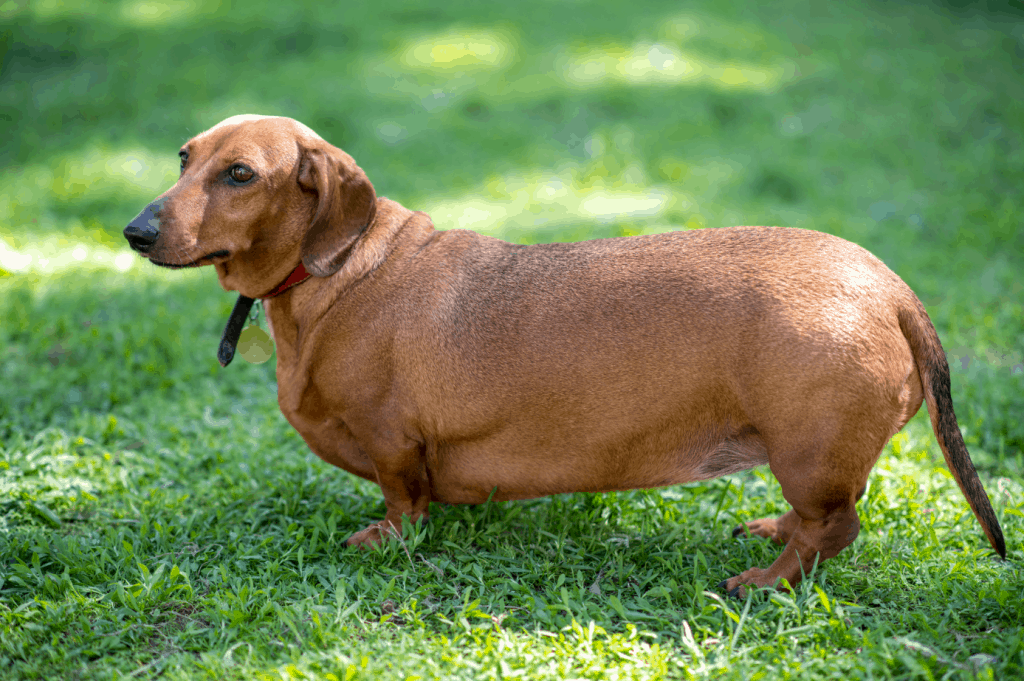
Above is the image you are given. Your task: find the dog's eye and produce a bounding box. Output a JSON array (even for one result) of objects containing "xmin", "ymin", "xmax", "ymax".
[
  {"xmin": 179, "ymin": 151, "xmax": 188, "ymax": 173},
  {"xmin": 229, "ymin": 165, "xmax": 255, "ymax": 184}
]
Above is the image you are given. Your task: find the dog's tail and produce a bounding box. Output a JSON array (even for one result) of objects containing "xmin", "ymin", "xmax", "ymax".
[{"xmin": 898, "ymin": 297, "xmax": 1006, "ymax": 558}]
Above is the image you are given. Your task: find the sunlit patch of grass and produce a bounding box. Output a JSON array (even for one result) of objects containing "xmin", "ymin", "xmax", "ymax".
[
  {"xmin": 417, "ymin": 126, "xmax": 762, "ymax": 241},
  {"xmin": 560, "ymin": 42, "xmax": 790, "ymax": 92},
  {"xmin": 116, "ymin": 0, "xmax": 213, "ymax": 27},
  {"xmin": 365, "ymin": 29, "xmax": 518, "ymax": 116},
  {"xmin": 49, "ymin": 145, "xmax": 177, "ymax": 202},
  {"xmin": 0, "ymin": 236, "xmax": 136, "ymax": 273},
  {"xmin": 401, "ymin": 30, "xmax": 515, "ymax": 72},
  {"xmin": 424, "ymin": 168, "xmax": 677, "ymax": 240},
  {"xmin": 10, "ymin": 0, "xmax": 217, "ymax": 26},
  {"xmin": 0, "ymin": 145, "xmax": 176, "ymax": 239},
  {"xmin": 420, "ymin": 126, "xmax": 740, "ymax": 240},
  {"xmin": 557, "ymin": 10, "xmax": 798, "ymax": 94}
]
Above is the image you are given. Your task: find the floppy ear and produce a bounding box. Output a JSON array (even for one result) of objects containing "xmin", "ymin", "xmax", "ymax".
[{"xmin": 298, "ymin": 145, "xmax": 377, "ymax": 277}]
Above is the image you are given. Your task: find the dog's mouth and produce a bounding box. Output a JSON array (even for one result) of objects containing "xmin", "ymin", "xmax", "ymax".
[{"xmin": 147, "ymin": 250, "xmax": 230, "ymax": 269}]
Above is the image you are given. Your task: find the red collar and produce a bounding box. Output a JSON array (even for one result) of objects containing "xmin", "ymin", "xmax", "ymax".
[{"xmin": 261, "ymin": 262, "xmax": 312, "ymax": 299}]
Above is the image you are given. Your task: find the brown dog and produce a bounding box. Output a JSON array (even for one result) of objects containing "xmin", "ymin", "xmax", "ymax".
[{"xmin": 124, "ymin": 115, "xmax": 1005, "ymax": 594}]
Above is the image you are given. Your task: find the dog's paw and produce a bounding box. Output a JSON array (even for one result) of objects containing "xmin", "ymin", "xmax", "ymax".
[
  {"xmin": 732, "ymin": 515, "xmax": 797, "ymax": 545},
  {"xmin": 732, "ymin": 519, "xmax": 775, "ymax": 540},
  {"xmin": 346, "ymin": 522, "xmax": 390, "ymax": 548},
  {"xmin": 719, "ymin": 567, "xmax": 794, "ymax": 598},
  {"xmin": 347, "ymin": 514, "xmax": 428, "ymax": 548}
]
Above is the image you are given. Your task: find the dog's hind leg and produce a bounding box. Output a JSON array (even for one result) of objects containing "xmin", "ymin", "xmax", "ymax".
[
  {"xmin": 733, "ymin": 482, "xmax": 867, "ymax": 545},
  {"xmin": 718, "ymin": 426, "xmax": 887, "ymax": 596},
  {"xmin": 720, "ymin": 502, "xmax": 862, "ymax": 597}
]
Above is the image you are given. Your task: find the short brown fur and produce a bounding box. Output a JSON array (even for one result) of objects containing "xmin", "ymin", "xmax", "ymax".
[{"xmin": 125, "ymin": 115, "xmax": 1006, "ymax": 593}]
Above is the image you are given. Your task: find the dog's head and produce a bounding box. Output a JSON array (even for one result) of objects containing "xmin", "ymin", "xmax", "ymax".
[{"xmin": 123, "ymin": 115, "xmax": 377, "ymax": 296}]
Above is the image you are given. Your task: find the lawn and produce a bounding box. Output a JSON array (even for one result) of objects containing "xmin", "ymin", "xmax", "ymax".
[{"xmin": 1, "ymin": 0, "xmax": 1023, "ymax": 679}]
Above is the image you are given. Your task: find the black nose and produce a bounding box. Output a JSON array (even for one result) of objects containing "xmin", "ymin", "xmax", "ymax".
[{"xmin": 124, "ymin": 201, "xmax": 163, "ymax": 252}]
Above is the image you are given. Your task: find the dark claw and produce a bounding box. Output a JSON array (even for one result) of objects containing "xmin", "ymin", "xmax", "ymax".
[
  {"xmin": 717, "ymin": 579, "xmax": 729, "ymax": 591},
  {"xmin": 728, "ymin": 586, "xmax": 743, "ymax": 599}
]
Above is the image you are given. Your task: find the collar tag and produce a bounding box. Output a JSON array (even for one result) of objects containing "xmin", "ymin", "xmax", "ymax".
[{"xmin": 238, "ymin": 301, "xmax": 274, "ymax": 364}]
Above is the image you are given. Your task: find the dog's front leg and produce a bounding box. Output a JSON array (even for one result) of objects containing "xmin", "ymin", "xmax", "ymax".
[{"xmin": 347, "ymin": 441, "xmax": 431, "ymax": 548}]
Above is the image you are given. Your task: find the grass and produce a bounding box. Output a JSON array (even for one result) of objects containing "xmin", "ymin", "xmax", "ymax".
[{"xmin": 2, "ymin": 0, "xmax": 1023, "ymax": 678}]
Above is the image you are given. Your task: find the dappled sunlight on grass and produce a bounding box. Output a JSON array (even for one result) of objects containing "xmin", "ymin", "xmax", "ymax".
[
  {"xmin": 3, "ymin": 0, "xmax": 217, "ymax": 25},
  {"xmin": 420, "ymin": 126, "xmax": 708, "ymax": 240},
  {"xmin": 0, "ymin": 144, "xmax": 177, "ymax": 257},
  {"xmin": 425, "ymin": 174, "xmax": 678, "ymax": 240},
  {"xmin": 561, "ymin": 42, "xmax": 789, "ymax": 92},
  {"xmin": 418, "ymin": 123, "xmax": 760, "ymax": 240},
  {"xmin": 556, "ymin": 13, "xmax": 791, "ymax": 92},
  {"xmin": 368, "ymin": 15, "xmax": 792, "ymax": 118},
  {"xmin": 0, "ymin": 235, "xmax": 137, "ymax": 274},
  {"xmin": 1, "ymin": 144, "xmax": 175, "ymax": 220},
  {"xmin": 366, "ymin": 29, "xmax": 516, "ymax": 115},
  {"xmin": 52, "ymin": 145, "xmax": 177, "ymax": 201},
  {"xmin": 401, "ymin": 30, "xmax": 515, "ymax": 71},
  {"xmin": 117, "ymin": 0, "xmax": 211, "ymax": 26}
]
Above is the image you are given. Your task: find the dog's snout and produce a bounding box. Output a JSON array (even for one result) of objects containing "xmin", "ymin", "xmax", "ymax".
[{"xmin": 124, "ymin": 201, "xmax": 163, "ymax": 252}]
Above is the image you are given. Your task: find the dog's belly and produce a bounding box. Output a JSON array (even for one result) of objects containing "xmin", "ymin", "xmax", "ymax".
[{"xmin": 425, "ymin": 423, "xmax": 769, "ymax": 504}]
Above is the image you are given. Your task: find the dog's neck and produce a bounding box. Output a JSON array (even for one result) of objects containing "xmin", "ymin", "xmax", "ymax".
[
  {"xmin": 273, "ymin": 198, "xmax": 431, "ymax": 322},
  {"xmin": 261, "ymin": 199, "xmax": 437, "ymax": 410}
]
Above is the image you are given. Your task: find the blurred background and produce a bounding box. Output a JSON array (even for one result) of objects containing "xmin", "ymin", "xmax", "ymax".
[{"xmin": 1, "ymin": 0, "xmax": 1022, "ymax": 470}]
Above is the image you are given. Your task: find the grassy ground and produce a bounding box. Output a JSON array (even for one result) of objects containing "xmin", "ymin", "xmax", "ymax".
[{"xmin": 2, "ymin": 0, "xmax": 1023, "ymax": 678}]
